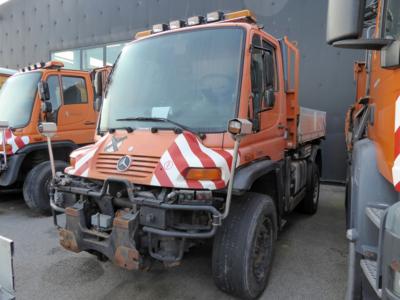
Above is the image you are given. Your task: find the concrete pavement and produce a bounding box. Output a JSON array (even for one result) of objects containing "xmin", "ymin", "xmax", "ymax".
[{"xmin": 0, "ymin": 184, "xmax": 347, "ymax": 300}]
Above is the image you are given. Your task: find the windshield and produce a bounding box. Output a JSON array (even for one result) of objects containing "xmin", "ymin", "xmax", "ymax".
[
  {"xmin": 0, "ymin": 72, "xmax": 41, "ymax": 128},
  {"xmin": 100, "ymin": 27, "xmax": 245, "ymax": 132}
]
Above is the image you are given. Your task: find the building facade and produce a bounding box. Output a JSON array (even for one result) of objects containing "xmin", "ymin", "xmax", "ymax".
[{"xmin": 0, "ymin": 0, "xmax": 361, "ymax": 181}]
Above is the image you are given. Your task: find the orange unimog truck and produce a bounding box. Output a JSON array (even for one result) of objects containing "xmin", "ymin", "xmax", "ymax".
[
  {"xmin": 44, "ymin": 10, "xmax": 326, "ymax": 299},
  {"xmin": 0, "ymin": 68, "xmax": 16, "ymax": 89},
  {"xmin": 0, "ymin": 61, "xmax": 108, "ymax": 214},
  {"xmin": 327, "ymin": 0, "xmax": 400, "ymax": 299}
]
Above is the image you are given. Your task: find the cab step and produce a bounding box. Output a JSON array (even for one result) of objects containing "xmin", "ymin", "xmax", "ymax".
[
  {"xmin": 365, "ymin": 206, "xmax": 387, "ymax": 228},
  {"xmin": 360, "ymin": 259, "xmax": 382, "ymax": 298}
]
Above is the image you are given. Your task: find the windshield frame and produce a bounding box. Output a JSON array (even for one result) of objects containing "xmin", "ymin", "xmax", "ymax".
[
  {"xmin": 0, "ymin": 71, "xmax": 42, "ymax": 129},
  {"xmin": 99, "ymin": 25, "xmax": 247, "ymax": 134}
]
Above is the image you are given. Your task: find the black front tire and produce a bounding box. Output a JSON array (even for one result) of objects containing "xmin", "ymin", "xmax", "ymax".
[
  {"xmin": 298, "ymin": 162, "xmax": 320, "ymax": 215},
  {"xmin": 23, "ymin": 160, "xmax": 68, "ymax": 215},
  {"xmin": 212, "ymin": 193, "xmax": 277, "ymax": 299}
]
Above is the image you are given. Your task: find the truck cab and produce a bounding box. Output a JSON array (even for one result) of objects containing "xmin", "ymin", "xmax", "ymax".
[
  {"xmin": 45, "ymin": 10, "xmax": 325, "ymax": 299},
  {"xmin": 327, "ymin": 0, "xmax": 400, "ymax": 299},
  {"xmin": 0, "ymin": 61, "xmax": 106, "ymax": 214}
]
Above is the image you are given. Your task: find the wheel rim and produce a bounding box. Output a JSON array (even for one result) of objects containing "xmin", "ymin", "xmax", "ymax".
[
  {"xmin": 252, "ymin": 215, "xmax": 273, "ymax": 283},
  {"xmin": 312, "ymin": 174, "xmax": 320, "ymax": 205}
]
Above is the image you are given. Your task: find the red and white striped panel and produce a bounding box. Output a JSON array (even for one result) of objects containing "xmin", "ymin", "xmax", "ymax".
[
  {"xmin": 0, "ymin": 128, "xmax": 29, "ymax": 155},
  {"xmin": 393, "ymin": 96, "xmax": 400, "ymax": 191},
  {"xmin": 151, "ymin": 132, "xmax": 239, "ymax": 190},
  {"xmin": 65, "ymin": 135, "xmax": 108, "ymax": 177}
]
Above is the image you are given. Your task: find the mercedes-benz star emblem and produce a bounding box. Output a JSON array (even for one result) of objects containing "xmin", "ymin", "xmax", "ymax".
[{"xmin": 116, "ymin": 155, "xmax": 132, "ymax": 172}]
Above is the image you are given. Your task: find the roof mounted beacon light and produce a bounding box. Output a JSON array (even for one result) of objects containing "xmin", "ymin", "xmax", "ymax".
[
  {"xmin": 152, "ymin": 23, "xmax": 169, "ymax": 33},
  {"xmin": 206, "ymin": 11, "xmax": 224, "ymax": 23},
  {"xmin": 169, "ymin": 20, "xmax": 186, "ymax": 30},
  {"xmin": 187, "ymin": 15, "xmax": 205, "ymax": 26}
]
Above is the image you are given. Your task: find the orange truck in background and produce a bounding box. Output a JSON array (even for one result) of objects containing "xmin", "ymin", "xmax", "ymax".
[
  {"xmin": 0, "ymin": 61, "xmax": 109, "ymax": 214},
  {"xmin": 0, "ymin": 68, "xmax": 16, "ymax": 89},
  {"xmin": 44, "ymin": 10, "xmax": 326, "ymax": 299},
  {"xmin": 327, "ymin": 0, "xmax": 400, "ymax": 299}
]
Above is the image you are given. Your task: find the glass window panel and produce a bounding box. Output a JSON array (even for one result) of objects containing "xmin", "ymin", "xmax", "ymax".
[
  {"xmin": 82, "ymin": 47, "xmax": 104, "ymax": 70},
  {"xmin": 51, "ymin": 50, "xmax": 81, "ymax": 70},
  {"xmin": 47, "ymin": 75, "xmax": 62, "ymax": 123},
  {"xmin": 106, "ymin": 43, "xmax": 125, "ymax": 66},
  {"xmin": 62, "ymin": 76, "xmax": 88, "ymax": 105},
  {"xmin": 0, "ymin": 72, "xmax": 41, "ymax": 128},
  {"xmin": 384, "ymin": 0, "xmax": 400, "ymax": 40},
  {"xmin": 100, "ymin": 28, "xmax": 245, "ymax": 132}
]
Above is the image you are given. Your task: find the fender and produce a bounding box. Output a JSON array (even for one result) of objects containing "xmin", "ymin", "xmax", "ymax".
[
  {"xmin": 0, "ymin": 141, "xmax": 79, "ymax": 186},
  {"xmin": 232, "ymin": 159, "xmax": 284, "ymax": 217},
  {"xmin": 233, "ymin": 159, "xmax": 282, "ymax": 192},
  {"xmin": 17, "ymin": 140, "xmax": 78, "ymax": 155},
  {"xmin": 309, "ymin": 144, "xmax": 321, "ymax": 163}
]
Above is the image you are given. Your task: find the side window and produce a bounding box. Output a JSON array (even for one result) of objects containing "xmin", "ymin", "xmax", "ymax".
[
  {"xmin": 262, "ymin": 40, "xmax": 279, "ymax": 91},
  {"xmin": 251, "ymin": 35, "xmax": 264, "ymax": 97},
  {"xmin": 61, "ymin": 76, "xmax": 88, "ymax": 105},
  {"xmin": 383, "ymin": 0, "xmax": 400, "ymax": 39},
  {"xmin": 251, "ymin": 35, "xmax": 277, "ymax": 129},
  {"xmin": 47, "ymin": 76, "xmax": 62, "ymax": 112}
]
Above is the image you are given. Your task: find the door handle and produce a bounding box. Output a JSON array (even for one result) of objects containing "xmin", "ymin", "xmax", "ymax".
[{"xmin": 84, "ymin": 121, "xmax": 96, "ymax": 125}]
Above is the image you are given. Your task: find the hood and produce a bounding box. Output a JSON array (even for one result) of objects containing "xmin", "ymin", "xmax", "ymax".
[
  {"xmin": 0, "ymin": 128, "xmax": 30, "ymax": 155},
  {"xmin": 65, "ymin": 130, "xmax": 238, "ymax": 190}
]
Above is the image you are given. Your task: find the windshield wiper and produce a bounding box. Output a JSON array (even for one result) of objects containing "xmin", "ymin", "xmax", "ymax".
[{"xmin": 115, "ymin": 117, "xmax": 205, "ymax": 140}]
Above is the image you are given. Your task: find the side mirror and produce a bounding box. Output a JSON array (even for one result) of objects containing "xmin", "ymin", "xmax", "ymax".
[
  {"xmin": 264, "ymin": 89, "xmax": 275, "ymax": 109},
  {"xmin": 94, "ymin": 71, "xmax": 103, "ymax": 98},
  {"xmin": 326, "ymin": 0, "xmax": 366, "ymax": 45},
  {"xmin": 93, "ymin": 71, "xmax": 103, "ymax": 112},
  {"xmin": 251, "ymin": 53, "xmax": 263, "ymax": 94},
  {"xmin": 41, "ymin": 101, "xmax": 53, "ymax": 113},
  {"xmin": 264, "ymin": 52, "xmax": 274, "ymax": 88},
  {"xmin": 94, "ymin": 97, "xmax": 102, "ymax": 112},
  {"xmin": 228, "ymin": 118, "xmax": 253, "ymax": 136},
  {"xmin": 38, "ymin": 81, "xmax": 50, "ymax": 101},
  {"xmin": 326, "ymin": 0, "xmax": 392, "ymax": 50},
  {"xmin": 38, "ymin": 122, "xmax": 57, "ymax": 138}
]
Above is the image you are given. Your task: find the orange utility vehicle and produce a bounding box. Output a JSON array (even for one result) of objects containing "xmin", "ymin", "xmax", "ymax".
[
  {"xmin": 0, "ymin": 68, "xmax": 16, "ymax": 89},
  {"xmin": 0, "ymin": 61, "xmax": 107, "ymax": 214},
  {"xmin": 327, "ymin": 0, "xmax": 400, "ymax": 299},
  {"xmin": 45, "ymin": 10, "xmax": 326, "ymax": 299}
]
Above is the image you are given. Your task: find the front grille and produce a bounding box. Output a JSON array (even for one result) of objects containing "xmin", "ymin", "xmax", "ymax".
[{"xmin": 96, "ymin": 153, "xmax": 160, "ymax": 178}]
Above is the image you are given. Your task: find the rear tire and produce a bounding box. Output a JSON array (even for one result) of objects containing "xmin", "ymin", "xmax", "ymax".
[
  {"xmin": 212, "ymin": 193, "xmax": 277, "ymax": 299},
  {"xmin": 23, "ymin": 160, "xmax": 68, "ymax": 215},
  {"xmin": 298, "ymin": 162, "xmax": 320, "ymax": 214}
]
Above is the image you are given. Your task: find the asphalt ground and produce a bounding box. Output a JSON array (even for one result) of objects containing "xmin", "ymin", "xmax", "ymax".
[{"xmin": 0, "ymin": 184, "xmax": 347, "ymax": 300}]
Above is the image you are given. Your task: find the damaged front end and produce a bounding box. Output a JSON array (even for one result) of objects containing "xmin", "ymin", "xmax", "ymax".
[{"xmin": 52, "ymin": 175, "xmax": 224, "ymax": 269}]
